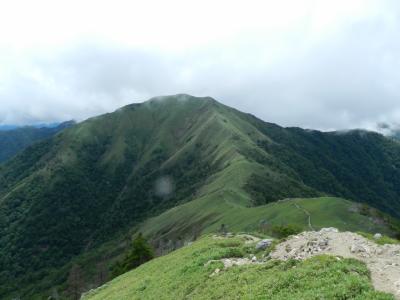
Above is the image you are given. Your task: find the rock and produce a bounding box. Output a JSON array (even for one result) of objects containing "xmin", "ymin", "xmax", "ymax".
[
  {"xmin": 318, "ymin": 238, "xmax": 329, "ymax": 248},
  {"xmin": 269, "ymin": 230, "xmax": 400, "ymax": 298},
  {"xmin": 204, "ymin": 259, "xmax": 220, "ymax": 266},
  {"xmin": 210, "ymin": 268, "xmax": 221, "ymax": 277},
  {"xmin": 251, "ymin": 256, "xmax": 257, "ymax": 262},
  {"xmin": 255, "ymin": 239, "xmax": 273, "ymax": 250},
  {"xmin": 235, "ymin": 258, "xmax": 251, "ymax": 266},
  {"xmin": 319, "ymin": 227, "xmax": 339, "ymax": 233},
  {"xmin": 395, "ymin": 279, "xmax": 400, "ymax": 288},
  {"xmin": 350, "ymin": 244, "xmax": 366, "ymax": 253},
  {"xmin": 223, "ymin": 259, "xmax": 233, "ymax": 268},
  {"xmin": 222, "ymin": 257, "xmax": 254, "ymax": 268},
  {"xmin": 374, "ymin": 233, "xmax": 383, "ymax": 240}
]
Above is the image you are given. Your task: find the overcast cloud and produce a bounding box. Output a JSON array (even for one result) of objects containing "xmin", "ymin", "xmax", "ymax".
[{"xmin": 0, "ymin": 0, "xmax": 399, "ymax": 131}]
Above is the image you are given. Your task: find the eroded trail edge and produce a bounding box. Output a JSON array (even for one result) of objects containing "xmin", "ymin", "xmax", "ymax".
[{"xmin": 270, "ymin": 228, "xmax": 400, "ymax": 299}]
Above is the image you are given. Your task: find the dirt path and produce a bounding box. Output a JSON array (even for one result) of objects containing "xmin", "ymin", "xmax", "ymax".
[
  {"xmin": 293, "ymin": 201, "xmax": 314, "ymax": 231},
  {"xmin": 270, "ymin": 228, "xmax": 400, "ymax": 299},
  {"xmin": 236, "ymin": 233, "xmax": 261, "ymax": 244}
]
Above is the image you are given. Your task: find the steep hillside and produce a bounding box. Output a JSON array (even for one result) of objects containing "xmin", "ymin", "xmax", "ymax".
[
  {"xmin": 0, "ymin": 121, "xmax": 74, "ymax": 162},
  {"xmin": 82, "ymin": 234, "xmax": 393, "ymax": 300},
  {"xmin": 2, "ymin": 94, "xmax": 400, "ymax": 298},
  {"xmin": 246, "ymin": 121, "xmax": 400, "ymax": 217}
]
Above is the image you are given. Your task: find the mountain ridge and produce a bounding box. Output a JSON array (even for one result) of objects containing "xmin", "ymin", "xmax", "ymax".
[{"xmin": 1, "ymin": 94, "xmax": 400, "ymax": 299}]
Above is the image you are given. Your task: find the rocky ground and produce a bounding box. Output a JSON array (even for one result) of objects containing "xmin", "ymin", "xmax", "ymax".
[
  {"xmin": 270, "ymin": 228, "xmax": 400, "ymax": 299},
  {"xmin": 208, "ymin": 229, "xmax": 400, "ymax": 297}
]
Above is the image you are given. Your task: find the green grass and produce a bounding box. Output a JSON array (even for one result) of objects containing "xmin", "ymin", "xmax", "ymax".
[
  {"xmin": 82, "ymin": 235, "xmax": 393, "ymax": 300},
  {"xmin": 2, "ymin": 94, "xmax": 400, "ymax": 299},
  {"xmin": 141, "ymin": 195, "xmax": 398, "ymax": 241},
  {"xmin": 357, "ymin": 232, "xmax": 400, "ymax": 245}
]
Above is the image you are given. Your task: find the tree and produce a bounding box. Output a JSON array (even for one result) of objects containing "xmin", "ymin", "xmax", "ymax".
[
  {"xmin": 49, "ymin": 287, "xmax": 60, "ymax": 300},
  {"xmin": 125, "ymin": 233, "xmax": 154, "ymax": 269},
  {"xmin": 111, "ymin": 233, "xmax": 154, "ymax": 278},
  {"xmin": 271, "ymin": 224, "xmax": 302, "ymax": 238},
  {"xmin": 219, "ymin": 224, "xmax": 228, "ymax": 235},
  {"xmin": 110, "ymin": 260, "xmax": 123, "ymax": 279},
  {"xmin": 66, "ymin": 264, "xmax": 83, "ymax": 300},
  {"xmin": 96, "ymin": 260, "xmax": 108, "ymax": 286},
  {"xmin": 259, "ymin": 219, "xmax": 269, "ymax": 234}
]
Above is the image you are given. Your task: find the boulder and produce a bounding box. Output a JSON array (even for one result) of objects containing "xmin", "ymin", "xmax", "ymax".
[
  {"xmin": 255, "ymin": 239, "xmax": 273, "ymax": 250},
  {"xmin": 374, "ymin": 233, "xmax": 383, "ymax": 240},
  {"xmin": 350, "ymin": 244, "xmax": 366, "ymax": 253},
  {"xmin": 319, "ymin": 227, "xmax": 339, "ymax": 233},
  {"xmin": 318, "ymin": 238, "xmax": 329, "ymax": 248}
]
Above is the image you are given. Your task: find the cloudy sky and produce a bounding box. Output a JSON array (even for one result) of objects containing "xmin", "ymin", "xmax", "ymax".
[{"xmin": 0, "ymin": 0, "xmax": 399, "ymax": 131}]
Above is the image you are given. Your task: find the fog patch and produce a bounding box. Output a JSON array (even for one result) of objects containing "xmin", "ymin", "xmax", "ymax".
[{"xmin": 154, "ymin": 176, "xmax": 174, "ymax": 197}]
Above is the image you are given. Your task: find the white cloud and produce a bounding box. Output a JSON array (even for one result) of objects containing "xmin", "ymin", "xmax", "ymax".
[{"xmin": 0, "ymin": 0, "xmax": 399, "ymax": 130}]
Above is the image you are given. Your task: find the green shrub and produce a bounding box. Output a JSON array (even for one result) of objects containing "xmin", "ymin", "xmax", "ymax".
[
  {"xmin": 271, "ymin": 224, "xmax": 302, "ymax": 238},
  {"xmin": 357, "ymin": 232, "xmax": 400, "ymax": 245},
  {"xmin": 111, "ymin": 233, "xmax": 154, "ymax": 278}
]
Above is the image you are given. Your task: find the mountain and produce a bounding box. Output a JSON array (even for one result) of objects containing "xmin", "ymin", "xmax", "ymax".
[
  {"xmin": 389, "ymin": 130, "xmax": 400, "ymax": 141},
  {"xmin": 0, "ymin": 125, "xmax": 18, "ymax": 131},
  {"xmin": 0, "ymin": 121, "xmax": 75, "ymax": 162},
  {"xmin": 0, "ymin": 122, "xmax": 65, "ymax": 131},
  {"xmin": 1, "ymin": 94, "xmax": 400, "ymax": 299}
]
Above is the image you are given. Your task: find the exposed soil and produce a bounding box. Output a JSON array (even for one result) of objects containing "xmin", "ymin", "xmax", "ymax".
[{"xmin": 270, "ymin": 228, "xmax": 400, "ymax": 299}]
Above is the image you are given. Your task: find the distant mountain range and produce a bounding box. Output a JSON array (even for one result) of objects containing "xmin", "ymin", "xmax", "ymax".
[
  {"xmin": 0, "ymin": 125, "xmax": 19, "ymax": 131},
  {"xmin": 1, "ymin": 95, "xmax": 400, "ymax": 299},
  {"xmin": 0, "ymin": 122, "xmax": 68, "ymax": 131},
  {"xmin": 0, "ymin": 121, "xmax": 75, "ymax": 162}
]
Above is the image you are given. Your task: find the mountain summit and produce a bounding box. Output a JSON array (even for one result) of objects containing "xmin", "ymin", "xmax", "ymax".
[{"xmin": 2, "ymin": 94, "xmax": 400, "ymax": 298}]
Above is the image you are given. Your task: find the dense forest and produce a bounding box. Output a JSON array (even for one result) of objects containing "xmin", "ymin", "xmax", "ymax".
[{"xmin": 0, "ymin": 121, "xmax": 75, "ymax": 162}]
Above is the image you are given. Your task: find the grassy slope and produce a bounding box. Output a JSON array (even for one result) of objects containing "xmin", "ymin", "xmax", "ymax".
[
  {"xmin": 141, "ymin": 196, "xmax": 397, "ymax": 242},
  {"xmin": 1, "ymin": 95, "xmax": 284, "ymax": 299},
  {"xmin": 1, "ymin": 95, "xmax": 400, "ymax": 299},
  {"xmin": 82, "ymin": 235, "xmax": 392, "ymax": 300}
]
